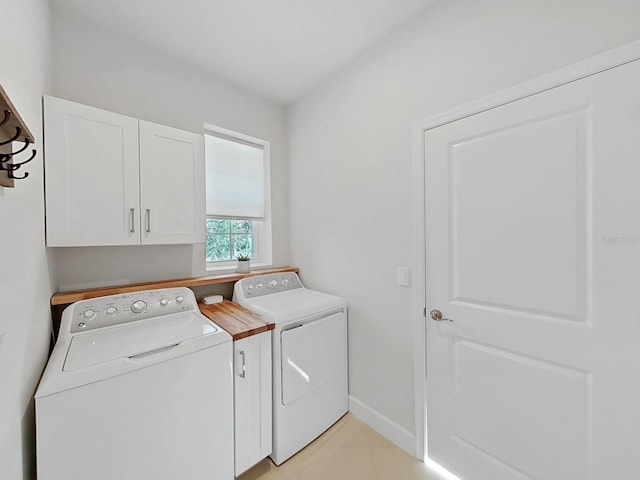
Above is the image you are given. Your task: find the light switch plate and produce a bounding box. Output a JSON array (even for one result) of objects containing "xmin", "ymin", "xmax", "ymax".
[{"xmin": 397, "ymin": 267, "xmax": 410, "ymax": 287}]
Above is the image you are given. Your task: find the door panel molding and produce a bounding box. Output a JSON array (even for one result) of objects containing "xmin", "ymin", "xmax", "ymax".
[
  {"xmin": 446, "ymin": 108, "xmax": 591, "ymax": 322},
  {"xmin": 451, "ymin": 338, "xmax": 591, "ymax": 480}
]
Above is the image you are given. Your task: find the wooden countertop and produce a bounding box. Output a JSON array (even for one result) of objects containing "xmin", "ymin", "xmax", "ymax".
[
  {"xmin": 199, "ymin": 300, "xmax": 273, "ymax": 341},
  {"xmin": 50, "ymin": 266, "xmax": 299, "ymax": 306}
]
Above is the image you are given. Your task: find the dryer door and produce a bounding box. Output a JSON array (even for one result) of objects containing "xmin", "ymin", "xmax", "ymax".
[{"xmin": 281, "ymin": 311, "xmax": 346, "ymax": 406}]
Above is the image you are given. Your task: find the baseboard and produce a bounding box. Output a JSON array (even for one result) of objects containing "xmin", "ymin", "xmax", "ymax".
[{"xmin": 348, "ymin": 395, "xmax": 416, "ymax": 457}]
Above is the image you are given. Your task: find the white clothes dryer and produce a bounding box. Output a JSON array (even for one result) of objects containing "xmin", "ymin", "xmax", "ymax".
[
  {"xmin": 233, "ymin": 272, "xmax": 347, "ymax": 465},
  {"xmin": 36, "ymin": 287, "xmax": 234, "ymax": 480}
]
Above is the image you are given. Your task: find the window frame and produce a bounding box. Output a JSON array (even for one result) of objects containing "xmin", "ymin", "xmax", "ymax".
[{"xmin": 204, "ymin": 123, "xmax": 272, "ymax": 272}]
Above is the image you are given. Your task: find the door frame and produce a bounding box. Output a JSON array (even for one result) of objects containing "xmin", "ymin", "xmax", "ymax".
[{"xmin": 411, "ymin": 40, "xmax": 640, "ymax": 462}]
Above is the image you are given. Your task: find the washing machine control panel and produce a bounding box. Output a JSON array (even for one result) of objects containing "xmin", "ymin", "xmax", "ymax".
[
  {"xmin": 68, "ymin": 287, "xmax": 196, "ymax": 333},
  {"xmin": 237, "ymin": 272, "xmax": 303, "ymax": 299}
]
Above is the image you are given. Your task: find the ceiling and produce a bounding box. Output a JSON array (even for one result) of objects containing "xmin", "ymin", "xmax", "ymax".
[{"xmin": 50, "ymin": 0, "xmax": 435, "ymax": 104}]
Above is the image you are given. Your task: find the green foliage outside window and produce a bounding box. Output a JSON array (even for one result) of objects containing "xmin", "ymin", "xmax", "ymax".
[{"xmin": 206, "ymin": 218, "xmax": 253, "ymax": 262}]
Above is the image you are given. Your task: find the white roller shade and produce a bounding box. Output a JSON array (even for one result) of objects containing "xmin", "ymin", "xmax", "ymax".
[{"xmin": 205, "ymin": 133, "xmax": 265, "ymax": 220}]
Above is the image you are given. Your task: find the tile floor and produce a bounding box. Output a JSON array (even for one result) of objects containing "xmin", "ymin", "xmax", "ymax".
[{"xmin": 238, "ymin": 414, "xmax": 445, "ymax": 480}]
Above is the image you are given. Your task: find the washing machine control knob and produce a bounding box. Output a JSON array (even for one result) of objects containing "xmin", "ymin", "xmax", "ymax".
[
  {"xmin": 269, "ymin": 280, "xmax": 278, "ymax": 287},
  {"xmin": 130, "ymin": 300, "xmax": 148, "ymax": 314},
  {"xmin": 82, "ymin": 309, "xmax": 96, "ymax": 319},
  {"xmin": 105, "ymin": 306, "xmax": 118, "ymax": 315},
  {"xmin": 175, "ymin": 295, "xmax": 184, "ymax": 304},
  {"xmin": 256, "ymin": 283, "xmax": 263, "ymax": 289},
  {"xmin": 160, "ymin": 298, "xmax": 169, "ymax": 306}
]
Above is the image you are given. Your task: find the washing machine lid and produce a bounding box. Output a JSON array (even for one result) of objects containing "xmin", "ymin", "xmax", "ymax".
[
  {"xmin": 64, "ymin": 311, "xmax": 222, "ymax": 371},
  {"xmin": 238, "ymin": 289, "xmax": 345, "ymax": 323}
]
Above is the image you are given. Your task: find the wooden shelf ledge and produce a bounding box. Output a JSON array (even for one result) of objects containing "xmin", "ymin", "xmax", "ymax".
[{"xmin": 51, "ymin": 266, "xmax": 299, "ymax": 306}]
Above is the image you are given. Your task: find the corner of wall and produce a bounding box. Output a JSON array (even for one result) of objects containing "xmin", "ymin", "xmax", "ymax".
[{"xmin": 348, "ymin": 395, "xmax": 417, "ymax": 457}]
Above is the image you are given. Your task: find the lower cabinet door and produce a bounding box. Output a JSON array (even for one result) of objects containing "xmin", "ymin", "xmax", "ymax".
[{"xmin": 234, "ymin": 332, "xmax": 272, "ymax": 475}]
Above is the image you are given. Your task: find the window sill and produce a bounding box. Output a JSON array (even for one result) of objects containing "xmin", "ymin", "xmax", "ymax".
[{"xmin": 206, "ymin": 261, "xmax": 272, "ymax": 274}]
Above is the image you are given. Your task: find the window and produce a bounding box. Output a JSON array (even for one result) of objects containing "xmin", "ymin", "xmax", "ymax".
[
  {"xmin": 204, "ymin": 124, "xmax": 271, "ymax": 268},
  {"xmin": 206, "ymin": 218, "xmax": 254, "ymax": 262}
]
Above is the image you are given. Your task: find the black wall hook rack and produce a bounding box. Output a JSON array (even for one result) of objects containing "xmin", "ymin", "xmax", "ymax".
[
  {"xmin": 0, "ymin": 85, "xmax": 36, "ymax": 188},
  {"xmin": 0, "ymin": 148, "xmax": 36, "ymax": 179}
]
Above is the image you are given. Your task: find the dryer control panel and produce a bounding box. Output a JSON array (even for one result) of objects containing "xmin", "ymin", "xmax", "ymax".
[
  {"xmin": 235, "ymin": 272, "xmax": 303, "ymax": 299},
  {"xmin": 65, "ymin": 287, "xmax": 197, "ymax": 334}
]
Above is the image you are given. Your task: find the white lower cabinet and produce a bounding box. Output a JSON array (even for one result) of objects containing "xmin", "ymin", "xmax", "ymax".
[{"xmin": 234, "ymin": 332, "xmax": 272, "ymax": 476}]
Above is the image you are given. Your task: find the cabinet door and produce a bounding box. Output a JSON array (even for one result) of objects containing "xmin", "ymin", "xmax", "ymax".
[
  {"xmin": 44, "ymin": 96, "xmax": 140, "ymax": 246},
  {"xmin": 234, "ymin": 332, "xmax": 272, "ymax": 475},
  {"xmin": 139, "ymin": 121, "xmax": 205, "ymax": 245}
]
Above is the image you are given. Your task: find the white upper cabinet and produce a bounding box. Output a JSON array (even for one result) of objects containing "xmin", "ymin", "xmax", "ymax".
[
  {"xmin": 44, "ymin": 96, "xmax": 140, "ymax": 246},
  {"xmin": 44, "ymin": 97, "xmax": 205, "ymax": 247},
  {"xmin": 139, "ymin": 121, "xmax": 205, "ymax": 245}
]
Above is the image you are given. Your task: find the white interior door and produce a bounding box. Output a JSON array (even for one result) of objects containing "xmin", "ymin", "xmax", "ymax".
[
  {"xmin": 139, "ymin": 120, "xmax": 205, "ymax": 245},
  {"xmin": 425, "ymin": 58, "xmax": 640, "ymax": 480}
]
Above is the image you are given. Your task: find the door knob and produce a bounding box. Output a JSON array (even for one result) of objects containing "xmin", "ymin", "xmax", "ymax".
[{"xmin": 430, "ymin": 309, "xmax": 453, "ymax": 322}]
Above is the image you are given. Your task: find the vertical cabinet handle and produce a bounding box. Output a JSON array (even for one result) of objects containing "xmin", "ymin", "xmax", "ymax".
[
  {"xmin": 239, "ymin": 350, "xmax": 246, "ymax": 378},
  {"xmin": 129, "ymin": 208, "xmax": 135, "ymax": 233},
  {"xmin": 145, "ymin": 209, "xmax": 151, "ymax": 233}
]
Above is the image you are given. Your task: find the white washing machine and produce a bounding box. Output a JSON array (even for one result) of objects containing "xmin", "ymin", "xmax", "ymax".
[
  {"xmin": 35, "ymin": 287, "xmax": 234, "ymax": 480},
  {"xmin": 233, "ymin": 272, "xmax": 347, "ymax": 465}
]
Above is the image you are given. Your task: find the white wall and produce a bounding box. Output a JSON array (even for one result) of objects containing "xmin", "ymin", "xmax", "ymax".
[
  {"xmin": 49, "ymin": 7, "xmax": 289, "ymax": 290},
  {"xmin": 0, "ymin": 0, "xmax": 52, "ymax": 479},
  {"xmin": 287, "ymin": 0, "xmax": 640, "ymax": 448}
]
